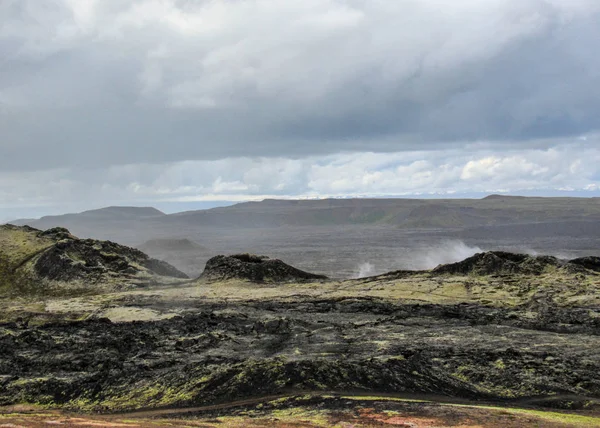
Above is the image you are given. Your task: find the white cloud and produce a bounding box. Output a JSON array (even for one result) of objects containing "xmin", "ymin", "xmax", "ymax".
[
  {"xmin": 460, "ymin": 156, "xmax": 549, "ymax": 181},
  {"xmin": 2, "ymin": 138, "xmax": 600, "ymax": 218},
  {"xmin": 2, "ymin": 0, "xmax": 600, "ymax": 217}
]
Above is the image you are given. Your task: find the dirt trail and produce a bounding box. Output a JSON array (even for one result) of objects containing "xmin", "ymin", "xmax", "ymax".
[
  {"xmin": 4, "ymin": 393, "xmax": 599, "ymax": 428},
  {"xmin": 102, "ymin": 391, "xmax": 599, "ymax": 419}
]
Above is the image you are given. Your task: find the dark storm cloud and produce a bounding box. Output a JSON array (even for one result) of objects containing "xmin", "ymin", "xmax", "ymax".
[{"xmin": 2, "ymin": 0, "xmax": 600, "ymax": 172}]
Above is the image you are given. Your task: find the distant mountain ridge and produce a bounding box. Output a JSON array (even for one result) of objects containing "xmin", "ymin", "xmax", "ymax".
[
  {"xmin": 9, "ymin": 196, "xmax": 600, "ymax": 231},
  {"xmin": 160, "ymin": 196, "xmax": 600, "ymax": 228},
  {"xmin": 7, "ymin": 197, "xmax": 600, "ymax": 265}
]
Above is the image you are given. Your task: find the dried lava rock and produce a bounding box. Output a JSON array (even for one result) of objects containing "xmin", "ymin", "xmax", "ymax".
[
  {"xmin": 201, "ymin": 253, "xmax": 327, "ymax": 283},
  {"xmin": 569, "ymin": 256, "xmax": 600, "ymax": 273},
  {"xmin": 34, "ymin": 234, "xmax": 188, "ymax": 281},
  {"xmin": 38, "ymin": 227, "xmax": 77, "ymax": 241},
  {"xmin": 433, "ymin": 251, "xmax": 561, "ymax": 276}
]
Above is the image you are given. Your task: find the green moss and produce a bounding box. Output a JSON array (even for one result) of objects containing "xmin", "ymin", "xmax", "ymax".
[
  {"xmin": 65, "ymin": 382, "xmax": 196, "ymax": 412},
  {"xmin": 493, "ymin": 358, "xmax": 506, "ymax": 370},
  {"xmin": 268, "ymin": 407, "xmax": 334, "ymax": 426},
  {"xmin": 452, "ymin": 366, "xmax": 471, "ymax": 383},
  {"xmin": 0, "ymin": 227, "xmax": 54, "ymax": 264},
  {"xmin": 10, "ymin": 377, "xmax": 51, "ymax": 387}
]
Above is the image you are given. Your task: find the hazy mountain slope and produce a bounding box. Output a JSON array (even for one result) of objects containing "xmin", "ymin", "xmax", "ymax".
[
  {"xmin": 170, "ymin": 196, "xmax": 600, "ymax": 226},
  {"xmin": 12, "ymin": 206, "xmax": 166, "ymax": 242},
  {"xmin": 136, "ymin": 238, "xmax": 213, "ymax": 277}
]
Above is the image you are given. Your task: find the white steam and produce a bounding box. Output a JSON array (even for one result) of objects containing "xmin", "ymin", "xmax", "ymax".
[
  {"xmin": 401, "ymin": 240, "xmax": 483, "ymax": 270},
  {"xmin": 352, "ymin": 262, "xmax": 376, "ymax": 279},
  {"xmin": 351, "ymin": 240, "xmax": 484, "ymax": 278},
  {"xmin": 348, "ymin": 240, "xmax": 584, "ymax": 279}
]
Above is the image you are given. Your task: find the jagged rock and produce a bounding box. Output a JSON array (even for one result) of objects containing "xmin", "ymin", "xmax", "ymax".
[
  {"xmin": 569, "ymin": 256, "xmax": 600, "ymax": 273},
  {"xmin": 37, "ymin": 227, "xmax": 76, "ymax": 241},
  {"xmin": 1, "ymin": 225, "xmax": 188, "ymax": 294},
  {"xmin": 201, "ymin": 254, "xmax": 327, "ymax": 283},
  {"xmin": 255, "ymin": 317, "xmax": 291, "ymax": 334},
  {"xmin": 432, "ymin": 251, "xmax": 560, "ymax": 276},
  {"xmin": 34, "ymin": 238, "xmax": 188, "ymax": 281}
]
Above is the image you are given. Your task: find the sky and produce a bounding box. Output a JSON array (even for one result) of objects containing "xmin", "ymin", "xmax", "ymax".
[{"xmin": 1, "ymin": 0, "xmax": 600, "ymax": 221}]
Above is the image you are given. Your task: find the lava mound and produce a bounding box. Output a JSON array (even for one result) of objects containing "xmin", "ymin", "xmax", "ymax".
[
  {"xmin": 432, "ymin": 251, "xmax": 561, "ymax": 276},
  {"xmin": 568, "ymin": 256, "xmax": 600, "ymax": 273},
  {"xmin": 35, "ymin": 238, "xmax": 189, "ymax": 281},
  {"xmin": 201, "ymin": 253, "xmax": 328, "ymax": 283},
  {"xmin": 37, "ymin": 226, "xmax": 78, "ymax": 241}
]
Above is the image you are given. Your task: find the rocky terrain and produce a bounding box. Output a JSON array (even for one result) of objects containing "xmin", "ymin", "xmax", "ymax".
[
  {"xmin": 0, "ymin": 225, "xmax": 188, "ymax": 296},
  {"xmin": 1, "ymin": 225, "xmax": 600, "ymax": 426}
]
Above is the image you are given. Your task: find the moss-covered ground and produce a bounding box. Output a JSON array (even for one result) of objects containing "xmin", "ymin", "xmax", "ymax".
[{"xmin": 2, "ymin": 225, "xmax": 600, "ymax": 426}]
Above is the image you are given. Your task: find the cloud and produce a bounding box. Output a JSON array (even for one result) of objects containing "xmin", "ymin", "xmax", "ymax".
[
  {"xmin": 2, "ymin": 138, "xmax": 600, "ymax": 219},
  {"xmin": 2, "ymin": 0, "xmax": 600, "ymax": 173},
  {"xmin": 2, "ymin": 1, "xmax": 600, "ymax": 217}
]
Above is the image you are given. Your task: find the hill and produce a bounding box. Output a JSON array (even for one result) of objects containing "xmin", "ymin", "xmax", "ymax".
[
  {"xmin": 201, "ymin": 253, "xmax": 328, "ymax": 282},
  {"xmin": 0, "ymin": 224, "xmax": 188, "ymax": 296}
]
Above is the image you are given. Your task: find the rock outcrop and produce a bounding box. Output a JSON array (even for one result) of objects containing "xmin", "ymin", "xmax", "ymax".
[
  {"xmin": 432, "ymin": 251, "xmax": 600, "ymax": 276},
  {"xmin": 569, "ymin": 256, "xmax": 600, "ymax": 273},
  {"xmin": 0, "ymin": 225, "xmax": 188, "ymax": 294},
  {"xmin": 37, "ymin": 226, "xmax": 77, "ymax": 241},
  {"xmin": 35, "ymin": 239, "xmax": 188, "ymax": 282},
  {"xmin": 201, "ymin": 254, "xmax": 327, "ymax": 282},
  {"xmin": 432, "ymin": 251, "xmax": 561, "ymax": 276}
]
